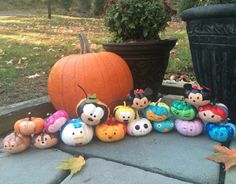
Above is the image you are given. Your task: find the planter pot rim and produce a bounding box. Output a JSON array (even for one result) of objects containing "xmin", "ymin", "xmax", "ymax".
[
  {"xmin": 181, "ymin": 3, "xmax": 236, "ymax": 21},
  {"xmin": 103, "ymin": 38, "xmax": 177, "ymax": 47}
]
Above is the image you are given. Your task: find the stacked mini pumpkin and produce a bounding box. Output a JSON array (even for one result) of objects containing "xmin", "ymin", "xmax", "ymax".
[
  {"xmin": 182, "ymin": 84, "xmax": 236, "ymax": 142},
  {"xmin": 3, "ymin": 110, "xmax": 68, "ymax": 154}
]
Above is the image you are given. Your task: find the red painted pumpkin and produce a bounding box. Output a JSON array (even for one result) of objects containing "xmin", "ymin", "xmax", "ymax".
[{"xmin": 48, "ymin": 34, "xmax": 133, "ymax": 117}]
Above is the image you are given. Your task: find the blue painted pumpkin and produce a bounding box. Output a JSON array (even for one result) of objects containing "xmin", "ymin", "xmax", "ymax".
[
  {"xmin": 144, "ymin": 102, "xmax": 170, "ymax": 122},
  {"xmin": 205, "ymin": 122, "xmax": 236, "ymax": 143},
  {"xmin": 153, "ymin": 119, "xmax": 175, "ymax": 133}
]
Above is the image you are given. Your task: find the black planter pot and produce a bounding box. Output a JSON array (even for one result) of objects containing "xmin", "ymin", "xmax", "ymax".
[
  {"xmin": 103, "ymin": 39, "xmax": 177, "ymax": 96},
  {"xmin": 181, "ymin": 3, "xmax": 236, "ymax": 120}
]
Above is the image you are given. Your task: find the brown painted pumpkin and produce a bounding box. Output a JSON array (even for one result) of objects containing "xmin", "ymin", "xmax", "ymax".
[
  {"xmin": 3, "ymin": 132, "xmax": 31, "ymax": 154},
  {"xmin": 48, "ymin": 33, "xmax": 133, "ymax": 117},
  {"xmin": 33, "ymin": 132, "xmax": 58, "ymax": 149},
  {"xmin": 96, "ymin": 117, "xmax": 126, "ymax": 142},
  {"xmin": 14, "ymin": 112, "xmax": 45, "ymax": 136}
]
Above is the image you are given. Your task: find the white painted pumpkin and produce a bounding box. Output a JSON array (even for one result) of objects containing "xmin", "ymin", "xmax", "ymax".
[
  {"xmin": 127, "ymin": 113, "xmax": 152, "ymax": 136},
  {"xmin": 60, "ymin": 118, "xmax": 93, "ymax": 146}
]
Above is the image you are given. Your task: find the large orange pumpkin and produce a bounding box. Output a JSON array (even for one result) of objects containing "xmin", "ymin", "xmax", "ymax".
[{"xmin": 48, "ymin": 34, "xmax": 133, "ymax": 117}]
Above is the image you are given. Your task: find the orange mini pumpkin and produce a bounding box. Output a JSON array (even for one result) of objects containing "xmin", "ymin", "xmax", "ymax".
[
  {"xmin": 96, "ymin": 117, "xmax": 126, "ymax": 142},
  {"xmin": 48, "ymin": 33, "xmax": 133, "ymax": 117},
  {"xmin": 14, "ymin": 112, "xmax": 45, "ymax": 136}
]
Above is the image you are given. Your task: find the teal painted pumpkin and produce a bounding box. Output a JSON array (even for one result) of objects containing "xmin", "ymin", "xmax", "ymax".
[
  {"xmin": 144, "ymin": 102, "xmax": 170, "ymax": 122},
  {"xmin": 170, "ymin": 100, "xmax": 196, "ymax": 120},
  {"xmin": 153, "ymin": 119, "xmax": 175, "ymax": 133}
]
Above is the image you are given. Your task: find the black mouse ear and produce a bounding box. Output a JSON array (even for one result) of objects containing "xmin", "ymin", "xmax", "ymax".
[
  {"xmin": 183, "ymin": 83, "xmax": 192, "ymax": 90},
  {"xmin": 144, "ymin": 88, "xmax": 153, "ymax": 96}
]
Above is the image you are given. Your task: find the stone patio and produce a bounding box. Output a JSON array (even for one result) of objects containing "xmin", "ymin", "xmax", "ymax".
[{"xmin": 0, "ymin": 95, "xmax": 234, "ymax": 184}]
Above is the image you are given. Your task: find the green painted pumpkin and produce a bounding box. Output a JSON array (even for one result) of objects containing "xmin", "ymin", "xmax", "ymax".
[{"xmin": 170, "ymin": 100, "xmax": 196, "ymax": 120}]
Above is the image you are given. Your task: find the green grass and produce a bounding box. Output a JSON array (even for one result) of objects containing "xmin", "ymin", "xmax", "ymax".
[{"xmin": 0, "ymin": 14, "xmax": 193, "ymax": 106}]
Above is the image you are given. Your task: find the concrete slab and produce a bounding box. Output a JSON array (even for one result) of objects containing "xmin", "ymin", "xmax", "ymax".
[
  {"xmin": 61, "ymin": 158, "xmax": 191, "ymax": 184},
  {"xmin": 0, "ymin": 148, "xmax": 71, "ymax": 184},
  {"xmin": 225, "ymin": 139, "xmax": 236, "ymax": 184},
  {"xmin": 58, "ymin": 132, "xmax": 220, "ymax": 184}
]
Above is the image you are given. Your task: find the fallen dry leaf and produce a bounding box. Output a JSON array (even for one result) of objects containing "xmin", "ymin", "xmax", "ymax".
[
  {"xmin": 58, "ymin": 156, "xmax": 86, "ymax": 178},
  {"xmin": 207, "ymin": 145, "xmax": 236, "ymax": 170},
  {"xmin": 26, "ymin": 73, "xmax": 40, "ymax": 79}
]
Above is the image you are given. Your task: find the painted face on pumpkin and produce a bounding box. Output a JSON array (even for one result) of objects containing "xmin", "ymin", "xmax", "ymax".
[
  {"xmin": 77, "ymin": 95, "xmax": 109, "ymax": 126},
  {"xmin": 61, "ymin": 118, "xmax": 94, "ymax": 146},
  {"xmin": 127, "ymin": 88, "xmax": 153, "ymax": 110},
  {"xmin": 198, "ymin": 103, "xmax": 228, "ymax": 123},
  {"xmin": 184, "ymin": 84, "xmax": 211, "ymax": 107},
  {"xmin": 33, "ymin": 133, "xmax": 58, "ymax": 149},
  {"xmin": 96, "ymin": 121, "xmax": 126, "ymax": 142},
  {"xmin": 127, "ymin": 118, "xmax": 152, "ymax": 136},
  {"xmin": 3, "ymin": 133, "xmax": 30, "ymax": 154},
  {"xmin": 113, "ymin": 103, "xmax": 135, "ymax": 123},
  {"xmin": 175, "ymin": 119, "xmax": 203, "ymax": 137},
  {"xmin": 153, "ymin": 119, "xmax": 175, "ymax": 133}
]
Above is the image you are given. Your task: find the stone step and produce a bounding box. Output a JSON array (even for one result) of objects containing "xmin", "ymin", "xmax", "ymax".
[
  {"xmin": 225, "ymin": 139, "xmax": 236, "ymax": 184},
  {"xmin": 61, "ymin": 158, "xmax": 191, "ymax": 184},
  {"xmin": 0, "ymin": 148, "xmax": 71, "ymax": 184},
  {"xmin": 58, "ymin": 132, "xmax": 220, "ymax": 184}
]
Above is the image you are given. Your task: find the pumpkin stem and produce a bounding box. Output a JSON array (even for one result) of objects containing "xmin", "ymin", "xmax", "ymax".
[
  {"xmin": 77, "ymin": 84, "xmax": 88, "ymax": 98},
  {"xmin": 123, "ymin": 101, "xmax": 126, "ymax": 107},
  {"xmin": 78, "ymin": 33, "xmax": 91, "ymax": 54},
  {"xmin": 28, "ymin": 112, "xmax": 32, "ymax": 121}
]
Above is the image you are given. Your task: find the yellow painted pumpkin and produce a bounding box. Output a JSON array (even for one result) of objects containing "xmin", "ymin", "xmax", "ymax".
[
  {"xmin": 96, "ymin": 118, "xmax": 126, "ymax": 142},
  {"xmin": 113, "ymin": 101, "xmax": 135, "ymax": 123}
]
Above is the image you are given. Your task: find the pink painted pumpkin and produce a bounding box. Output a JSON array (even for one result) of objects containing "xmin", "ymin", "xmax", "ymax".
[
  {"xmin": 175, "ymin": 118, "xmax": 204, "ymax": 137},
  {"xmin": 44, "ymin": 110, "xmax": 69, "ymax": 133}
]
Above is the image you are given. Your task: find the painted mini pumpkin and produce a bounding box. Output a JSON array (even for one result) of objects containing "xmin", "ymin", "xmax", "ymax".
[
  {"xmin": 184, "ymin": 84, "xmax": 211, "ymax": 107},
  {"xmin": 61, "ymin": 118, "xmax": 94, "ymax": 146},
  {"xmin": 96, "ymin": 118, "xmax": 126, "ymax": 142},
  {"xmin": 14, "ymin": 113, "xmax": 45, "ymax": 136},
  {"xmin": 175, "ymin": 118, "xmax": 204, "ymax": 137},
  {"xmin": 153, "ymin": 119, "xmax": 175, "ymax": 133},
  {"xmin": 33, "ymin": 133, "xmax": 58, "ymax": 149},
  {"xmin": 127, "ymin": 116, "xmax": 152, "ymax": 136},
  {"xmin": 205, "ymin": 122, "xmax": 236, "ymax": 143},
  {"xmin": 3, "ymin": 133, "xmax": 30, "ymax": 154},
  {"xmin": 76, "ymin": 94, "xmax": 109, "ymax": 126},
  {"xmin": 113, "ymin": 101, "xmax": 135, "ymax": 123},
  {"xmin": 198, "ymin": 103, "xmax": 228, "ymax": 123},
  {"xmin": 170, "ymin": 100, "xmax": 196, "ymax": 120},
  {"xmin": 127, "ymin": 88, "xmax": 153, "ymax": 110},
  {"xmin": 144, "ymin": 102, "xmax": 170, "ymax": 122},
  {"xmin": 44, "ymin": 110, "xmax": 69, "ymax": 133}
]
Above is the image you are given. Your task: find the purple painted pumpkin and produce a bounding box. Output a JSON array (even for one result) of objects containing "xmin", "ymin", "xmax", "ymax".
[{"xmin": 175, "ymin": 118, "xmax": 204, "ymax": 137}]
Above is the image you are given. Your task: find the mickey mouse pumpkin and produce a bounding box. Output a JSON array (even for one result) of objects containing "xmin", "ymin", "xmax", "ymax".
[
  {"xmin": 76, "ymin": 86, "xmax": 109, "ymax": 126},
  {"xmin": 96, "ymin": 117, "xmax": 126, "ymax": 142},
  {"xmin": 184, "ymin": 84, "xmax": 211, "ymax": 106},
  {"xmin": 14, "ymin": 112, "xmax": 45, "ymax": 136},
  {"xmin": 3, "ymin": 133, "xmax": 31, "ymax": 154}
]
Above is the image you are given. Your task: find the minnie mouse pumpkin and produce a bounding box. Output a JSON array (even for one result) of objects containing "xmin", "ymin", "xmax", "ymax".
[{"xmin": 184, "ymin": 84, "xmax": 211, "ymax": 106}]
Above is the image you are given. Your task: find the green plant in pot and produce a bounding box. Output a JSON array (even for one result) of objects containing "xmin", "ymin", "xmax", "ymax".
[
  {"xmin": 181, "ymin": 0, "xmax": 236, "ymax": 120},
  {"xmin": 103, "ymin": 0, "xmax": 177, "ymax": 97}
]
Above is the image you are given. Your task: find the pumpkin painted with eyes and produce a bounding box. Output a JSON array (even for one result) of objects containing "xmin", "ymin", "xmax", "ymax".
[
  {"xmin": 153, "ymin": 119, "xmax": 175, "ymax": 133},
  {"xmin": 113, "ymin": 102, "xmax": 135, "ymax": 123},
  {"xmin": 33, "ymin": 133, "xmax": 58, "ymax": 149},
  {"xmin": 144, "ymin": 102, "xmax": 170, "ymax": 122},
  {"xmin": 175, "ymin": 118, "xmax": 204, "ymax": 137},
  {"xmin": 96, "ymin": 118, "xmax": 126, "ymax": 142},
  {"xmin": 14, "ymin": 113, "xmax": 45, "ymax": 136},
  {"xmin": 198, "ymin": 103, "xmax": 228, "ymax": 123},
  {"xmin": 44, "ymin": 110, "xmax": 69, "ymax": 133},
  {"xmin": 170, "ymin": 100, "xmax": 196, "ymax": 120},
  {"xmin": 60, "ymin": 118, "xmax": 94, "ymax": 146},
  {"xmin": 76, "ymin": 94, "xmax": 110, "ymax": 126},
  {"xmin": 3, "ymin": 133, "xmax": 30, "ymax": 154},
  {"xmin": 205, "ymin": 122, "xmax": 236, "ymax": 143}
]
